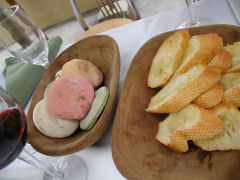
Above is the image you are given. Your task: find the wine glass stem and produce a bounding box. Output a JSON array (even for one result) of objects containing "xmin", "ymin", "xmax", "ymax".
[
  {"xmin": 41, "ymin": 57, "xmax": 50, "ymax": 69},
  {"xmin": 186, "ymin": 0, "xmax": 195, "ymax": 24},
  {"xmin": 42, "ymin": 61, "xmax": 50, "ymax": 68},
  {"xmin": 18, "ymin": 148, "xmax": 64, "ymax": 179}
]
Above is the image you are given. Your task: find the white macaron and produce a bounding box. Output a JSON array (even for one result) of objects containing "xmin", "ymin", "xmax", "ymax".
[{"xmin": 33, "ymin": 98, "xmax": 79, "ymax": 138}]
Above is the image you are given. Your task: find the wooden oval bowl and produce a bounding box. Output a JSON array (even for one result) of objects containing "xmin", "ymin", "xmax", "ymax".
[
  {"xmin": 111, "ymin": 25, "xmax": 240, "ymax": 180},
  {"xmin": 27, "ymin": 35, "xmax": 120, "ymax": 156}
]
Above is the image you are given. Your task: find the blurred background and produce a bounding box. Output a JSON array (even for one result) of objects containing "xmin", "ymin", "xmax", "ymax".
[{"xmin": 0, "ymin": 0, "xmax": 186, "ymax": 47}]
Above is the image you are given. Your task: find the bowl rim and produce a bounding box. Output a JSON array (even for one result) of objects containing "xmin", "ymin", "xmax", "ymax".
[{"xmin": 27, "ymin": 34, "xmax": 120, "ymax": 156}]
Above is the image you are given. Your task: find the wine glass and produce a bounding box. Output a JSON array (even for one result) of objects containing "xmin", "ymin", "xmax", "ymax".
[
  {"xmin": 177, "ymin": 0, "xmax": 200, "ymax": 29},
  {"xmin": 0, "ymin": 86, "xmax": 88, "ymax": 180},
  {"xmin": 0, "ymin": 5, "xmax": 88, "ymax": 180},
  {"xmin": 0, "ymin": 5, "xmax": 49, "ymax": 68}
]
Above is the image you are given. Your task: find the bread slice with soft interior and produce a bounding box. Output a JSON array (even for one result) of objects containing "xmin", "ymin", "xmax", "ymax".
[
  {"xmin": 223, "ymin": 41, "xmax": 240, "ymax": 72},
  {"xmin": 193, "ymin": 82, "xmax": 223, "ymax": 109},
  {"xmin": 220, "ymin": 70, "xmax": 240, "ymax": 107},
  {"xmin": 194, "ymin": 102, "xmax": 240, "ymax": 151},
  {"xmin": 146, "ymin": 64, "xmax": 221, "ymax": 113},
  {"xmin": 156, "ymin": 104, "xmax": 223, "ymax": 152},
  {"xmin": 208, "ymin": 49, "xmax": 231, "ymax": 74},
  {"xmin": 148, "ymin": 29, "xmax": 190, "ymax": 88},
  {"xmin": 171, "ymin": 33, "xmax": 223, "ymax": 79}
]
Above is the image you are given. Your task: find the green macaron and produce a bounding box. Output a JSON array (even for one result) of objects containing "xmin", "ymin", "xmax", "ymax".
[{"xmin": 80, "ymin": 86, "xmax": 109, "ymax": 130}]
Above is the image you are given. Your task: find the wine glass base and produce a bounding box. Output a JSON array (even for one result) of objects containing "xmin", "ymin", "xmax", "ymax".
[
  {"xmin": 43, "ymin": 155, "xmax": 88, "ymax": 180},
  {"xmin": 177, "ymin": 20, "xmax": 200, "ymax": 29},
  {"xmin": 177, "ymin": 17, "xmax": 217, "ymax": 29}
]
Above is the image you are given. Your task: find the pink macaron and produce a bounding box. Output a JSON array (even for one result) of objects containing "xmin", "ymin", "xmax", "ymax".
[{"xmin": 47, "ymin": 74, "xmax": 94, "ymax": 120}]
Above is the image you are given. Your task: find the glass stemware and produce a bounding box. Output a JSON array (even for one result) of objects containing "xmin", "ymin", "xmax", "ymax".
[
  {"xmin": 178, "ymin": 0, "xmax": 200, "ymax": 29},
  {"xmin": 0, "ymin": 77, "xmax": 88, "ymax": 180},
  {"xmin": 0, "ymin": 5, "xmax": 88, "ymax": 180},
  {"xmin": 0, "ymin": 5, "xmax": 49, "ymax": 68}
]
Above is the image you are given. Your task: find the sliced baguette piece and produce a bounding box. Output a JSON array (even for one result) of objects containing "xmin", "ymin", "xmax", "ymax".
[
  {"xmin": 193, "ymin": 83, "xmax": 223, "ymax": 109},
  {"xmin": 148, "ymin": 29, "xmax": 190, "ymax": 88},
  {"xmin": 194, "ymin": 102, "xmax": 240, "ymax": 151},
  {"xmin": 146, "ymin": 65, "xmax": 221, "ymax": 113},
  {"xmin": 208, "ymin": 49, "xmax": 231, "ymax": 74},
  {"xmin": 171, "ymin": 33, "xmax": 223, "ymax": 79},
  {"xmin": 156, "ymin": 104, "xmax": 223, "ymax": 152},
  {"xmin": 223, "ymin": 41, "xmax": 240, "ymax": 72},
  {"xmin": 220, "ymin": 70, "xmax": 240, "ymax": 107}
]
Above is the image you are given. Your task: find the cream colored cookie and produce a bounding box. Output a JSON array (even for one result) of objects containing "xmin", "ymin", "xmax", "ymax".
[
  {"xmin": 33, "ymin": 98, "xmax": 79, "ymax": 138},
  {"xmin": 55, "ymin": 70, "xmax": 62, "ymax": 80}
]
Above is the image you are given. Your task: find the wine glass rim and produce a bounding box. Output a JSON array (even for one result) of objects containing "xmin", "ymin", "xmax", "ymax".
[{"xmin": 0, "ymin": 5, "xmax": 19, "ymax": 24}]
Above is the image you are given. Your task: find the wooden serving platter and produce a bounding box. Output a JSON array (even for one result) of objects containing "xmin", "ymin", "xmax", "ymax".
[
  {"xmin": 111, "ymin": 25, "xmax": 240, "ymax": 180},
  {"xmin": 27, "ymin": 35, "xmax": 120, "ymax": 156}
]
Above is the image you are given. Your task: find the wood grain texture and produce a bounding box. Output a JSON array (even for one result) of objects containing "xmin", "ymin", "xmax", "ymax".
[
  {"xmin": 111, "ymin": 25, "xmax": 240, "ymax": 180},
  {"xmin": 27, "ymin": 35, "xmax": 120, "ymax": 156}
]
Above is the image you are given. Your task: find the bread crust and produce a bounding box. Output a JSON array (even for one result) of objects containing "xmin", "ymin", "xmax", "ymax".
[
  {"xmin": 193, "ymin": 82, "xmax": 223, "ymax": 109},
  {"xmin": 223, "ymin": 41, "xmax": 240, "ymax": 72},
  {"xmin": 172, "ymin": 33, "xmax": 223, "ymax": 79},
  {"xmin": 212, "ymin": 101, "xmax": 238, "ymax": 111},
  {"xmin": 208, "ymin": 49, "xmax": 231, "ymax": 74},
  {"xmin": 223, "ymin": 86, "xmax": 240, "ymax": 107},
  {"xmin": 148, "ymin": 29, "xmax": 190, "ymax": 88},
  {"xmin": 156, "ymin": 104, "xmax": 223, "ymax": 152},
  {"xmin": 147, "ymin": 65, "xmax": 221, "ymax": 113},
  {"xmin": 194, "ymin": 102, "xmax": 240, "ymax": 151},
  {"xmin": 220, "ymin": 70, "xmax": 240, "ymax": 107}
]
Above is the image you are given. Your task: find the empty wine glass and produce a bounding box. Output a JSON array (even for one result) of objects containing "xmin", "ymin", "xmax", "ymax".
[
  {"xmin": 0, "ymin": 86, "xmax": 88, "ymax": 180},
  {"xmin": 178, "ymin": 0, "xmax": 200, "ymax": 29},
  {"xmin": 0, "ymin": 5, "xmax": 49, "ymax": 68}
]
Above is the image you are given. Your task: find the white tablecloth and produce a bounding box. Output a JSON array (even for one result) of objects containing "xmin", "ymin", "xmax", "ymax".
[{"xmin": 1, "ymin": 0, "xmax": 239, "ymax": 179}]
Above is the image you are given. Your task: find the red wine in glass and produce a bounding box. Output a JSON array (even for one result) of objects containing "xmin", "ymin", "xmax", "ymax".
[
  {"xmin": 0, "ymin": 88, "xmax": 87, "ymax": 180},
  {"xmin": 0, "ymin": 4, "xmax": 88, "ymax": 178},
  {"xmin": 0, "ymin": 89, "xmax": 87, "ymax": 180},
  {"xmin": 0, "ymin": 105, "xmax": 27, "ymax": 169}
]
